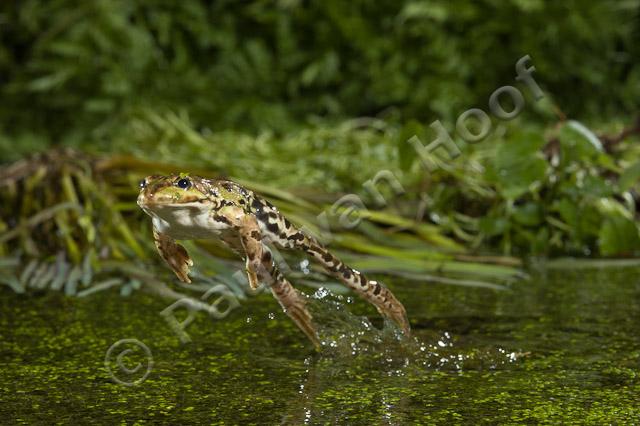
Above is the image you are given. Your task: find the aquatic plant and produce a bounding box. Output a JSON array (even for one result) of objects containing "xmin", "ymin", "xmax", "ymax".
[
  {"xmin": 0, "ymin": 147, "xmax": 521, "ymax": 301},
  {"xmin": 103, "ymin": 111, "xmax": 640, "ymax": 257}
]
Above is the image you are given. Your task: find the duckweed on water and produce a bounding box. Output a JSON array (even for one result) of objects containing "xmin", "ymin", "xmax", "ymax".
[{"xmin": 2, "ymin": 266, "xmax": 639, "ymax": 423}]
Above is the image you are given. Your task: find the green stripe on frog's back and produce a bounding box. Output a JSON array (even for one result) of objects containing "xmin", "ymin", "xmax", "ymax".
[{"xmin": 245, "ymin": 190, "xmax": 304, "ymax": 247}]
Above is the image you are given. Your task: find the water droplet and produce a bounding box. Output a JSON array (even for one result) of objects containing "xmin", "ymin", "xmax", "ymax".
[
  {"xmin": 299, "ymin": 259, "xmax": 310, "ymax": 274},
  {"xmin": 313, "ymin": 287, "xmax": 330, "ymax": 300}
]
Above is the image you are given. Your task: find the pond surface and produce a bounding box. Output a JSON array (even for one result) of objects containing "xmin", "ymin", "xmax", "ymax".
[{"xmin": 1, "ymin": 265, "xmax": 639, "ymax": 424}]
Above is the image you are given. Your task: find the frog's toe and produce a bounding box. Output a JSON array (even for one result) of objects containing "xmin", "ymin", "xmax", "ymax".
[
  {"xmin": 285, "ymin": 303, "xmax": 321, "ymax": 350},
  {"xmin": 176, "ymin": 269, "xmax": 191, "ymax": 284},
  {"xmin": 170, "ymin": 254, "xmax": 193, "ymax": 284},
  {"xmin": 379, "ymin": 303, "xmax": 410, "ymax": 336},
  {"xmin": 245, "ymin": 266, "xmax": 260, "ymax": 290},
  {"xmin": 270, "ymin": 279, "xmax": 321, "ymax": 349},
  {"xmin": 392, "ymin": 309, "xmax": 411, "ymax": 336}
]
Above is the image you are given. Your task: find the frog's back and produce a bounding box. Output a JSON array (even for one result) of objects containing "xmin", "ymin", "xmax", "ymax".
[{"xmin": 213, "ymin": 179, "xmax": 309, "ymax": 248}]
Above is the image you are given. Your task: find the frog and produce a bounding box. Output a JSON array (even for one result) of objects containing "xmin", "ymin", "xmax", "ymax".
[{"xmin": 137, "ymin": 174, "xmax": 410, "ymax": 349}]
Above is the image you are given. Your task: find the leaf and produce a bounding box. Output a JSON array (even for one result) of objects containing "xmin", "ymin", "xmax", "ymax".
[
  {"xmin": 27, "ymin": 70, "xmax": 73, "ymax": 92},
  {"xmin": 81, "ymin": 252, "xmax": 93, "ymax": 287},
  {"xmin": 531, "ymin": 227, "xmax": 549, "ymax": 254},
  {"xmin": 619, "ymin": 161, "xmax": 640, "ymax": 191},
  {"xmin": 76, "ymin": 279, "xmax": 123, "ymax": 298},
  {"xmin": 380, "ymin": 270, "xmax": 508, "ymax": 290},
  {"xmin": 479, "ymin": 216, "xmax": 509, "ymax": 237},
  {"xmin": 487, "ymin": 130, "xmax": 548, "ymax": 199},
  {"xmin": 598, "ymin": 215, "xmax": 640, "ymax": 256},
  {"xmin": 557, "ymin": 121, "xmax": 603, "ymax": 164},
  {"xmin": 0, "ymin": 257, "xmax": 20, "ymax": 269},
  {"xmin": 64, "ymin": 266, "xmax": 82, "ymax": 296},
  {"xmin": 0, "ymin": 275, "xmax": 24, "ymax": 294},
  {"xmin": 120, "ymin": 281, "xmax": 134, "ymax": 297},
  {"xmin": 554, "ymin": 198, "xmax": 578, "ymax": 229},
  {"xmin": 20, "ymin": 260, "xmax": 39, "ymax": 285},
  {"xmin": 588, "ymin": 175, "xmax": 615, "ymax": 197},
  {"xmin": 398, "ymin": 2, "xmax": 449, "ymax": 23},
  {"xmin": 30, "ymin": 263, "xmax": 56, "ymax": 290},
  {"xmin": 512, "ymin": 202, "xmax": 543, "ymax": 226},
  {"xmin": 397, "ymin": 120, "xmax": 424, "ymax": 172},
  {"xmin": 50, "ymin": 253, "xmax": 70, "ymax": 291},
  {"xmin": 566, "ymin": 120, "xmax": 603, "ymax": 152},
  {"xmin": 546, "ymin": 258, "xmax": 640, "ymax": 269}
]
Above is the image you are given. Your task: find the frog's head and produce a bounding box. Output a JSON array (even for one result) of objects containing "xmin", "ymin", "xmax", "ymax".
[
  {"xmin": 138, "ymin": 174, "xmax": 228, "ymax": 238},
  {"xmin": 137, "ymin": 174, "xmax": 210, "ymax": 214}
]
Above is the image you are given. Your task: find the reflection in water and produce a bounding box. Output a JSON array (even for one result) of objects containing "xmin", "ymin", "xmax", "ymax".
[{"xmin": 280, "ymin": 356, "xmax": 413, "ymax": 425}]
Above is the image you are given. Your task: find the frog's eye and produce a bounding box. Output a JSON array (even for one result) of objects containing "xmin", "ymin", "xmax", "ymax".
[
  {"xmin": 176, "ymin": 178, "xmax": 191, "ymax": 190},
  {"xmin": 139, "ymin": 179, "xmax": 147, "ymax": 189}
]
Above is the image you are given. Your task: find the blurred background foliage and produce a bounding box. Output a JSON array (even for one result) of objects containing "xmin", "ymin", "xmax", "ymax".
[
  {"xmin": 1, "ymin": 0, "xmax": 638, "ymax": 142},
  {"xmin": 1, "ymin": 0, "xmax": 640, "ymax": 288}
]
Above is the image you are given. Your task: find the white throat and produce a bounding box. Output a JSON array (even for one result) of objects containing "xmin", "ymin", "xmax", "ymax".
[{"xmin": 146, "ymin": 202, "xmax": 226, "ymax": 240}]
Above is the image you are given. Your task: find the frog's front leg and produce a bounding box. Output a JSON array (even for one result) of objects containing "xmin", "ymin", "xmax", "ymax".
[
  {"xmin": 245, "ymin": 259, "xmax": 260, "ymax": 290},
  {"xmin": 153, "ymin": 227, "xmax": 194, "ymax": 283},
  {"xmin": 237, "ymin": 215, "xmax": 321, "ymax": 349}
]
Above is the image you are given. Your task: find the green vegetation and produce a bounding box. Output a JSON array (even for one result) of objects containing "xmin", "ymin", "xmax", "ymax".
[
  {"xmin": 1, "ymin": 0, "xmax": 638, "ymax": 139},
  {"xmin": 1, "ymin": 2, "xmax": 640, "ymax": 423},
  {"xmin": 1, "ymin": 0, "xmax": 638, "ymax": 266}
]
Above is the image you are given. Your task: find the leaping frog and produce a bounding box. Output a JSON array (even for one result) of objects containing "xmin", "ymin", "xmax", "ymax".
[{"xmin": 137, "ymin": 174, "xmax": 410, "ymax": 349}]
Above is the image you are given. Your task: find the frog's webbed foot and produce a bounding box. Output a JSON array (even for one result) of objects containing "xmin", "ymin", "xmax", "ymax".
[
  {"xmin": 153, "ymin": 227, "xmax": 194, "ymax": 283},
  {"xmin": 369, "ymin": 281, "xmax": 410, "ymax": 335},
  {"xmin": 270, "ymin": 272, "xmax": 321, "ymax": 350}
]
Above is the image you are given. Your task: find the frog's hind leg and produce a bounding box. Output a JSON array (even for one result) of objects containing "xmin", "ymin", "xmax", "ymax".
[
  {"xmin": 268, "ymin": 265, "xmax": 321, "ymax": 350},
  {"xmin": 238, "ymin": 218, "xmax": 321, "ymax": 349},
  {"xmin": 257, "ymin": 206, "xmax": 410, "ymax": 335},
  {"xmin": 299, "ymin": 239, "xmax": 410, "ymax": 335}
]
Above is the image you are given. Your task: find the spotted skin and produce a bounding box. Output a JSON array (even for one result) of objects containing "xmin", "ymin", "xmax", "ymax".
[
  {"xmin": 138, "ymin": 174, "xmax": 410, "ymax": 347},
  {"xmin": 153, "ymin": 227, "xmax": 193, "ymax": 283}
]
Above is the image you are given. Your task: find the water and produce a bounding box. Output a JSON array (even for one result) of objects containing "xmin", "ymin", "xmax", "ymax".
[{"xmin": 1, "ymin": 266, "xmax": 639, "ymax": 424}]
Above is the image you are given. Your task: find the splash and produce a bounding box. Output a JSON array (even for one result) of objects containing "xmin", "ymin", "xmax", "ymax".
[{"xmin": 307, "ymin": 287, "xmax": 528, "ymax": 372}]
